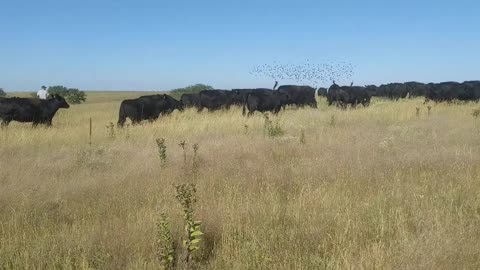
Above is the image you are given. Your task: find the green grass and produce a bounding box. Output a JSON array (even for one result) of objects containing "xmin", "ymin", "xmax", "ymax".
[{"xmin": 1, "ymin": 92, "xmax": 480, "ymax": 269}]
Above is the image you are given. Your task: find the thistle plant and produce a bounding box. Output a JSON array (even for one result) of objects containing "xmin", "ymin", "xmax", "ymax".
[
  {"xmin": 192, "ymin": 144, "xmax": 200, "ymax": 178},
  {"xmin": 473, "ymin": 109, "xmax": 480, "ymax": 118},
  {"xmin": 156, "ymin": 138, "xmax": 167, "ymax": 167},
  {"xmin": 106, "ymin": 122, "xmax": 115, "ymax": 138},
  {"xmin": 179, "ymin": 141, "xmax": 187, "ymax": 166}
]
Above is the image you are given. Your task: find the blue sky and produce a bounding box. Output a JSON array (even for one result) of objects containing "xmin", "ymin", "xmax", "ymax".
[{"xmin": 1, "ymin": 0, "xmax": 479, "ymax": 91}]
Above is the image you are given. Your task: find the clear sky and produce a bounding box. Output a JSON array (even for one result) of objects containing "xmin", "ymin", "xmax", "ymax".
[{"xmin": 1, "ymin": 0, "xmax": 479, "ymax": 91}]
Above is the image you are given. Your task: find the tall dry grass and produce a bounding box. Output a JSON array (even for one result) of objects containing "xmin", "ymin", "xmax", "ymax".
[{"xmin": 1, "ymin": 92, "xmax": 480, "ymax": 269}]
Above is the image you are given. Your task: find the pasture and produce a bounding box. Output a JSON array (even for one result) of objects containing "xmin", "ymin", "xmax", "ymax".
[{"xmin": 1, "ymin": 91, "xmax": 480, "ymax": 269}]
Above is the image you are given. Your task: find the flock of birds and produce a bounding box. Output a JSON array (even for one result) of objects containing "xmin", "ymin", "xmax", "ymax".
[{"xmin": 249, "ymin": 60, "xmax": 356, "ymax": 87}]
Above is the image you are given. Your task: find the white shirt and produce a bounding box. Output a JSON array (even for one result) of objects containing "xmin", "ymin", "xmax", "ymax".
[{"xmin": 37, "ymin": 89, "xmax": 48, "ymax": 100}]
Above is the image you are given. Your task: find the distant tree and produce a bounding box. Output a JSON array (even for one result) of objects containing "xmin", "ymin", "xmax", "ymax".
[
  {"xmin": 48, "ymin": 85, "xmax": 87, "ymax": 104},
  {"xmin": 0, "ymin": 88, "xmax": 6, "ymax": 97},
  {"xmin": 169, "ymin": 84, "xmax": 214, "ymax": 99},
  {"xmin": 48, "ymin": 86, "xmax": 69, "ymax": 97},
  {"xmin": 64, "ymin": 88, "xmax": 86, "ymax": 104}
]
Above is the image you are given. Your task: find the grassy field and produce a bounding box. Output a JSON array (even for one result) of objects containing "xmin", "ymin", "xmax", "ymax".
[{"xmin": 1, "ymin": 92, "xmax": 480, "ymax": 269}]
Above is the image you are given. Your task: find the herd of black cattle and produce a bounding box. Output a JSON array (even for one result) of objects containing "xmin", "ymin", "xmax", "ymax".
[{"xmin": 0, "ymin": 81, "xmax": 479, "ymax": 127}]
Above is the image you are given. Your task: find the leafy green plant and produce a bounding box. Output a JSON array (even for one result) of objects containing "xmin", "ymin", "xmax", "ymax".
[
  {"xmin": 0, "ymin": 88, "xmax": 6, "ymax": 97},
  {"xmin": 263, "ymin": 113, "xmax": 284, "ymax": 138},
  {"xmin": 174, "ymin": 183, "xmax": 203, "ymax": 266},
  {"xmin": 156, "ymin": 213, "xmax": 176, "ymax": 270}
]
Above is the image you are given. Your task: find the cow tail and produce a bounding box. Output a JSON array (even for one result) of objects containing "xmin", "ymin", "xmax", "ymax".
[
  {"xmin": 242, "ymin": 94, "xmax": 248, "ymax": 116},
  {"xmin": 117, "ymin": 102, "xmax": 126, "ymax": 127}
]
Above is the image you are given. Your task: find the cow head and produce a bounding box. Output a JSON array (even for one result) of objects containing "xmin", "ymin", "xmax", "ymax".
[
  {"xmin": 173, "ymin": 99, "xmax": 184, "ymax": 112},
  {"xmin": 163, "ymin": 94, "xmax": 184, "ymax": 112},
  {"xmin": 49, "ymin": 94, "xmax": 70, "ymax": 108}
]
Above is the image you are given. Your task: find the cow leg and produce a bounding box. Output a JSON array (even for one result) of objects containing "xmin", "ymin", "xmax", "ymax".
[
  {"xmin": 0, "ymin": 118, "xmax": 10, "ymax": 128},
  {"xmin": 131, "ymin": 117, "xmax": 141, "ymax": 125},
  {"xmin": 117, "ymin": 118, "xmax": 126, "ymax": 127}
]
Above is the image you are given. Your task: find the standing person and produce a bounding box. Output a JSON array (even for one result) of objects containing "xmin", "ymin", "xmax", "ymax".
[{"xmin": 37, "ymin": 86, "xmax": 48, "ymax": 100}]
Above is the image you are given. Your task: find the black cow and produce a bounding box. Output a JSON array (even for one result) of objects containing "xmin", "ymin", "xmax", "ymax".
[
  {"xmin": 0, "ymin": 95, "xmax": 70, "ymax": 127},
  {"xmin": 405, "ymin": 82, "xmax": 428, "ymax": 98},
  {"xmin": 242, "ymin": 89, "xmax": 289, "ymax": 116},
  {"xmin": 376, "ymin": 83, "xmax": 409, "ymax": 100},
  {"xmin": 230, "ymin": 89, "xmax": 253, "ymax": 106},
  {"xmin": 277, "ymin": 85, "xmax": 317, "ymax": 108},
  {"xmin": 425, "ymin": 82, "xmax": 477, "ymax": 103},
  {"xmin": 231, "ymin": 88, "xmax": 273, "ymax": 106},
  {"xmin": 327, "ymin": 83, "xmax": 341, "ymax": 106},
  {"xmin": 327, "ymin": 84, "xmax": 371, "ymax": 108},
  {"xmin": 197, "ymin": 90, "xmax": 233, "ymax": 112},
  {"xmin": 180, "ymin": 93, "xmax": 201, "ymax": 108},
  {"xmin": 317, "ymin": 87, "xmax": 328, "ymax": 97},
  {"xmin": 118, "ymin": 94, "xmax": 183, "ymax": 127},
  {"xmin": 364, "ymin": 85, "xmax": 379, "ymax": 97},
  {"xmin": 140, "ymin": 94, "xmax": 183, "ymax": 114},
  {"xmin": 463, "ymin": 81, "xmax": 480, "ymax": 101}
]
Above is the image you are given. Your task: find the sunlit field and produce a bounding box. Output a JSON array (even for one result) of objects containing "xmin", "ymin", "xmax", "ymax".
[{"xmin": 1, "ymin": 91, "xmax": 480, "ymax": 269}]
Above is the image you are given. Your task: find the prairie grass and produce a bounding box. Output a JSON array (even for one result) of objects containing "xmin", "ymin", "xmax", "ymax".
[{"xmin": 1, "ymin": 92, "xmax": 480, "ymax": 269}]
